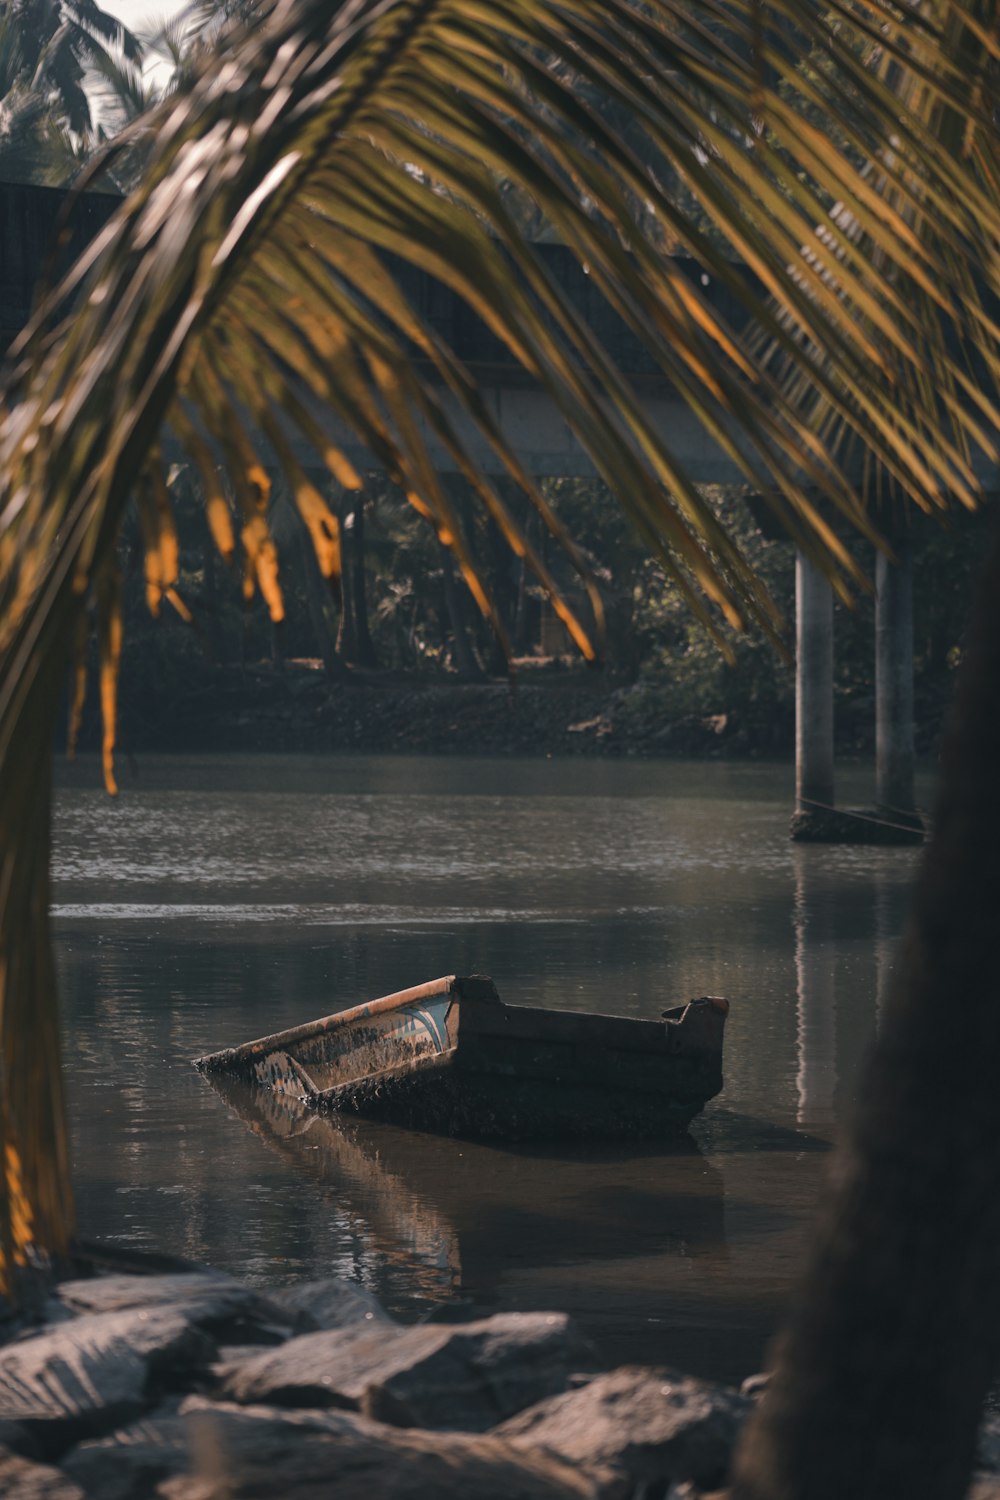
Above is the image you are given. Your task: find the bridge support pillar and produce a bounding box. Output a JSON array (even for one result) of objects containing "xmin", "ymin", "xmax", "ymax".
[
  {"xmin": 875, "ymin": 534, "xmax": 920, "ymax": 827},
  {"xmin": 792, "ymin": 550, "xmax": 835, "ymax": 838}
]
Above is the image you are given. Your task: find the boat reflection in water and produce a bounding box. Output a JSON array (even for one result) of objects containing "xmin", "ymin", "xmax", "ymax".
[{"xmin": 203, "ymin": 1070, "xmax": 729, "ymax": 1369}]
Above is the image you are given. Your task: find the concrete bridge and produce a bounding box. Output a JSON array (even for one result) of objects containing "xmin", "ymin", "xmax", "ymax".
[
  {"xmin": 0, "ymin": 179, "xmax": 963, "ymax": 836},
  {"xmin": 0, "ymin": 178, "xmax": 761, "ymax": 482}
]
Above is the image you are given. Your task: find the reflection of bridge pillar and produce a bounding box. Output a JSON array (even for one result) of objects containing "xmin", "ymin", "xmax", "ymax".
[
  {"xmin": 795, "ymin": 550, "xmax": 835, "ymax": 817},
  {"xmin": 793, "ymin": 850, "xmax": 838, "ymax": 1126},
  {"xmin": 875, "ymin": 534, "xmax": 916, "ymax": 816},
  {"xmin": 873, "ymin": 861, "xmax": 894, "ymax": 1029}
]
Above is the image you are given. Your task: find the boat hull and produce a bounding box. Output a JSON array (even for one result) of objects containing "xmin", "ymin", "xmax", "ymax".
[{"xmin": 195, "ymin": 975, "xmax": 727, "ymax": 1142}]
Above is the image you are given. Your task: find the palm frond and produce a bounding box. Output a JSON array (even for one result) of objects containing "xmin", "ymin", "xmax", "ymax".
[
  {"xmin": 4, "ymin": 0, "xmax": 1000, "ymax": 1287},
  {"xmin": 85, "ymin": 49, "xmax": 157, "ymax": 131},
  {"xmin": 749, "ymin": 0, "xmax": 1000, "ymax": 525},
  {"xmin": 66, "ymin": 0, "xmax": 145, "ymax": 62},
  {"xmin": 0, "ymin": 11, "xmax": 83, "ymax": 188},
  {"xmin": 28, "ymin": 25, "xmax": 93, "ymax": 134},
  {"xmin": 12, "ymin": 0, "xmax": 145, "ymax": 137},
  {"xmin": 138, "ymin": 13, "xmax": 196, "ymax": 73}
]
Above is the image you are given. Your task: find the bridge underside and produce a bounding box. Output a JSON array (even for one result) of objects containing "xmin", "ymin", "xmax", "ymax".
[{"xmin": 287, "ymin": 375, "xmax": 747, "ymax": 483}]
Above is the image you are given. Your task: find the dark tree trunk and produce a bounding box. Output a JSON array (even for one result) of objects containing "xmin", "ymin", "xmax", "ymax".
[
  {"xmin": 239, "ymin": 606, "xmax": 248, "ymax": 673},
  {"xmin": 511, "ymin": 499, "xmax": 541, "ymax": 657},
  {"xmin": 202, "ymin": 532, "xmax": 225, "ymax": 661},
  {"xmin": 512, "ymin": 552, "xmax": 529, "ymax": 655},
  {"xmin": 440, "ymin": 545, "xmax": 485, "ymax": 682},
  {"xmin": 335, "ymin": 496, "xmax": 357, "ymax": 663},
  {"xmin": 269, "ymin": 618, "xmax": 284, "ymax": 673},
  {"xmin": 481, "ymin": 502, "xmax": 518, "ymax": 675},
  {"xmin": 351, "ymin": 497, "xmax": 378, "ymax": 670},
  {"xmin": 296, "ymin": 522, "xmax": 349, "ymax": 682},
  {"xmin": 484, "ymin": 619, "xmax": 508, "ymax": 677},
  {"xmin": 731, "ymin": 516, "xmax": 1000, "ymax": 1500}
]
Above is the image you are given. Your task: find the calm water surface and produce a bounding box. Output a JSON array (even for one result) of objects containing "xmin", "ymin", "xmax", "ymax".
[{"xmin": 51, "ymin": 753, "xmax": 927, "ymax": 1385}]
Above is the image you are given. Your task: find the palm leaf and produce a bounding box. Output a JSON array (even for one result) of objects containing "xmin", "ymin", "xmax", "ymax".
[
  {"xmin": 749, "ymin": 1, "xmax": 1000, "ymax": 525},
  {"xmin": 3, "ymin": 0, "xmax": 1000, "ymax": 1287},
  {"xmin": 68, "ymin": 0, "xmax": 145, "ymax": 62}
]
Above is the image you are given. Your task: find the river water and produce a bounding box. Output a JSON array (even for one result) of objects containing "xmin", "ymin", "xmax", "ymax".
[{"xmin": 51, "ymin": 753, "xmax": 927, "ymax": 1386}]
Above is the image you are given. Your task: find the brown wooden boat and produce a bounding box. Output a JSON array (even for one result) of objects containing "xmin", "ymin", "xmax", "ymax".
[{"xmin": 193, "ymin": 975, "xmax": 728, "ymax": 1141}]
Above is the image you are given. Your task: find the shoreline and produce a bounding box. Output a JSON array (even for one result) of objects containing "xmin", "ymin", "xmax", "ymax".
[
  {"xmin": 5, "ymin": 1251, "xmax": 1000, "ymax": 1499},
  {"xmin": 0, "ymin": 1248, "xmax": 764, "ymax": 1500},
  {"xmin": 62, "ymin": 656, "xmax": 907, "ymax": 764}
]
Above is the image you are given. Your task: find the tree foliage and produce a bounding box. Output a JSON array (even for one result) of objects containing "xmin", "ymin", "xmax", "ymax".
[{"xmin": 0, "ymin": 0, "xmax": 141, "ymax": 181}]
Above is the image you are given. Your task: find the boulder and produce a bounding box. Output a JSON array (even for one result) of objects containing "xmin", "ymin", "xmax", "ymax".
[
  {"xmin": 52, "ymin": 1274, "xmax": 239, "ymax": 1317},
  {"xmin": 669, "ymin": 1490, "xmax": 731, "ymax": 1500},
  {"xmin": 0, "ymin": 1305, "xmax": 216, "ymax": 1455},
  {"xmin": 185, "ymin": 1398, "xmax": 617, "ymax": 1498},
  {"xmin": 264, "ymin": 1277, "xmax": 393, "ymax": 1333},
  {"xmin": 0, "ymin": 1420, "xmax": 39, "ymax": 1458},
  {"xmin": 0, "ymin": 1448, "xmax": 84, "ymax": 1498},
  {"xmin": 495, "ymin": 1365, "xmax": 750, "ymax": 1491},
  {"xmin": 62, "ymin": 1411, "xmax": 190, "ymax": 1500},
  {"xmin": 219, "ymin": 1311, "xmax": 591, "ymax": 1431},
  {"xmin": 739, "ymin": 1373, "xmax": 771, "ymax": 1400},
  {"xmin": 63, "ymin": 1399, "xmax": 619, "ymax": 1500},
  {"xmin": 50, "ymin": 1275, "xmax": 292, "ymax": 1346},
  {"xmin": 979, "ymin": 1415, "xmax": 1000, "ymax": 1474}
]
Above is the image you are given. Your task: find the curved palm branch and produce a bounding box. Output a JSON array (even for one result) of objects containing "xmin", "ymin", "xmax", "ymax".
[
  {"xmin": 751, "ymin": 0, "xmax": 1000, "ymax": 521},
  {"xmin": 2, "ymin": 0, "xmax": 1000, "ymax": 1288}
]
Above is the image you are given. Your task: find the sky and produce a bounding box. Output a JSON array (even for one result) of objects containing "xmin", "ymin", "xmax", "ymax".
[
  {"xmin": 92, "ymin": 0, "xmax": 195, "ymax": 98},
  {"xmin": 99, "ymin": 0, "xmax": 191, "ymax": 28}
]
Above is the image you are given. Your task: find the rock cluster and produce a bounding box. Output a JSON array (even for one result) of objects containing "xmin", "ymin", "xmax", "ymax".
[
  {"xmin": 3, "ymin": 1265, "xmax": 1000, "ymax": 1497},
  {"xmin": 0, "ymin": 1265, "xmax": 748, "ymax": 1498}
]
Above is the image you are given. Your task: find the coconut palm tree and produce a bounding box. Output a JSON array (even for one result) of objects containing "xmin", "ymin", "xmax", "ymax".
[
  {"xmin": 10, "ymin": 0, "xmax": 142, "ymax": 133},
  {"xmin": 0, "ymin": 10, "xmax": 80, "ymax": 182},
  {"xmin": 81, "ymin": 15, "xmax": 205, "ymax": 189},
  {"xmin": 0, "ymin": 0, "xmax": 142, "ymax": 183},
  {"xmin": 4, "ymin": 1, "xmax": 1000, "ymax": 1495}
]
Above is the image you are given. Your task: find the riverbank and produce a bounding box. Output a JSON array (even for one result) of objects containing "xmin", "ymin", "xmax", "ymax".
[
  {"xmin": 72, "ymin": 656, "xmax": 801, "ymax": 760},
  {"xmin": 61, "ymin": 644, "xmax": 951, "ymax": 761},
  {"xmin": 4, "ymin": 1254, "xmax": 1000, "ymax": 1499},
  {"xmin": 100, "ymin": 658, "xmax": 784, "ymax": 760},
  {"xmin": 0, "ymin": 1251, "xmax": 747, "ymax": 1499}
]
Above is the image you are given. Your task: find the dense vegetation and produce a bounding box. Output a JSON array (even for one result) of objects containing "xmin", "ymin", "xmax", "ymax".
[{"xmin": 84, "ymin": 474, "xmax": 985, "ymax": 761}]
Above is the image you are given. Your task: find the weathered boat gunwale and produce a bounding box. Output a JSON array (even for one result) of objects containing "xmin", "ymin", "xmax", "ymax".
[
  {"xmin": 195, "ymin": 974, "xmax": 493, "ymax": 1075},
  {"xmin": 194, "ymin": 975, "xmax": 729, "ymax": 1142}
]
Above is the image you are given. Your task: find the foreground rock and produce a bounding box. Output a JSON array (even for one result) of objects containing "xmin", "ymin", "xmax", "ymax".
[
  {"xmin": 19, "ymin": 1257, "xmax": 1000, "ymax": 1500},
  {"xmin": 218, "ymin": 1311, "xmax": 591, "ymax": 1430},
  {"xmin": 980, "ymin": 1416, "xmax": 1000, "ymax": 1474},
  {"xmin": 497, "ymin": 1366, "xmax": 750, "ymax": 1492},
  {"xmin": 0, "ymin": 1274, "xmax": 306, "ymax": 1460},
  {"xmin": 52, "ymin": 1273, "xmax": 242, "ymax": 1317},
  {"xmin": 62, "ymin": 1398, "xmax": 620, "ymax": 1500},
  {"xmin": 264, "ymin": 1277, "xmax": 394, "ymax": 1334},
  {"xmin": 0, "ymin": 1420, "xmax": 39, "ymax": 1458},
  {"xmin": 0, "ymin": 1448, "xmax": 84, "ymax": 1498},
  {"xmin": 0, "ymin": 1305, "xmax": 219, "ymax": 1455},
  {"xmin": 47, "ymin": 1274, "xmax": 292, "ymax": 1347},
  {"xmin": 61, "ymin": 1410, "xmax": 190, "ymax": 1500}
]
